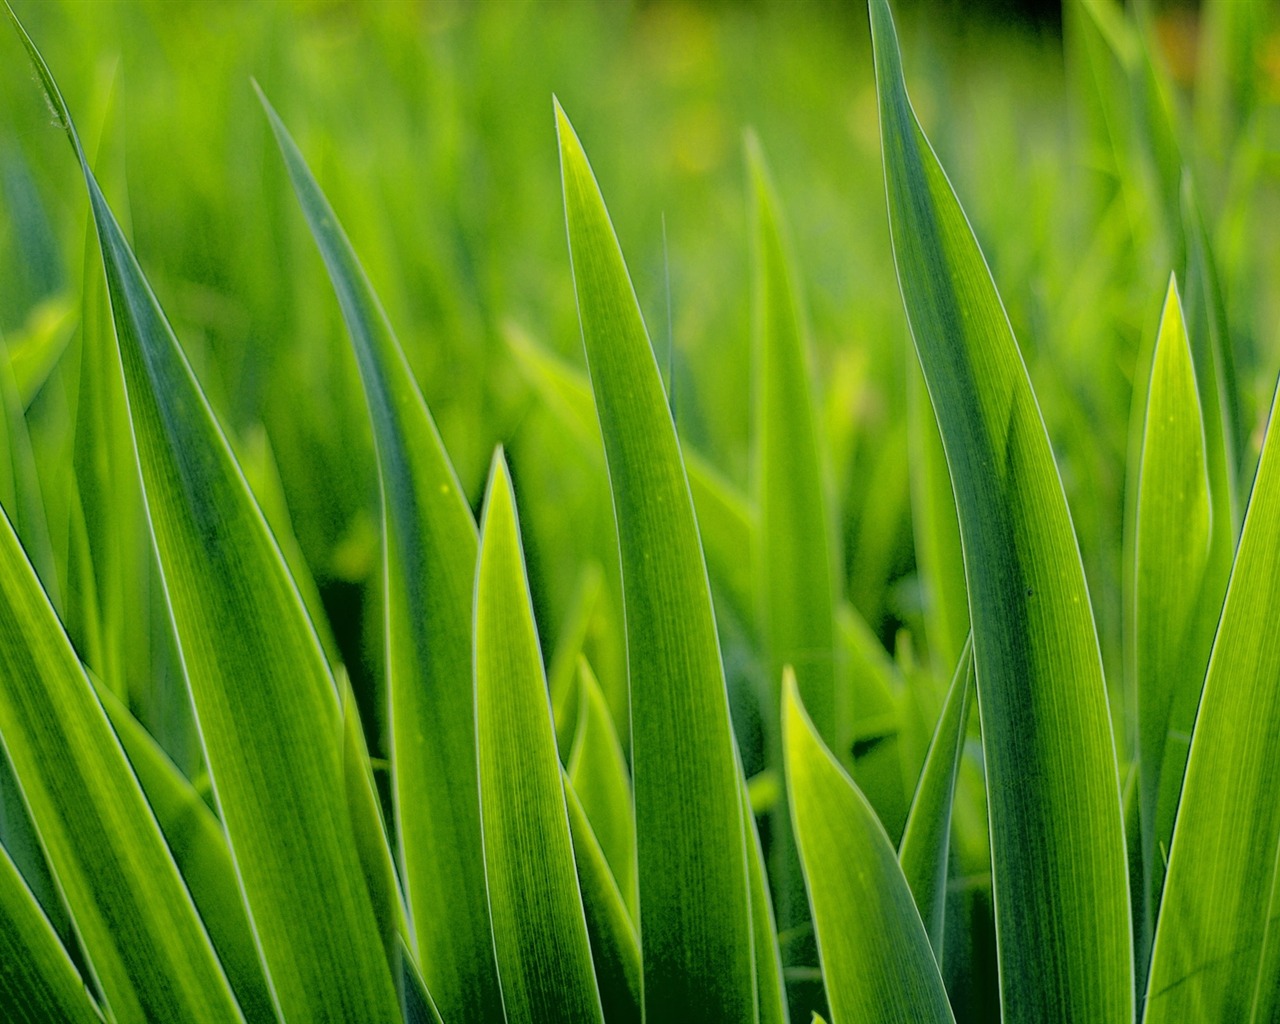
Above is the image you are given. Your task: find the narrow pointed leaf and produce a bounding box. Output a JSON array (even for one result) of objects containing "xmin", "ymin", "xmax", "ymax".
[
  {"xmin": 564, "ymin": 775, "xmax": 643, "ymax": 1024},
  {"xmin": 568, "ymin": 657, "xmax": 637, "ymax": 920},
  {"xmin": 898, "ymin": 637, "xmax": 974, "ymax": 960},
  {"xmin": 744, "ymin": 783, "xmax": 788, "ymax": 1024},
  {"xmin": 96, "ymin": 685, "xmax": 275, "ymax": 1022},
  {"xmin": 396, "ymin": 940, "xmax": 445, "ymax": 1024},
  {"xmin": 1133, "ymin": 280, "xmax": 1217, "ymax": 929},
  {"xmin": 557, "ymin": 99, "xmax": 756, "ymax": 1021},
  {"xmin": 869, "ymin": 3, "xmax": 1133, "ymax": 1021},
  {"xmin": 1144, "ymin": 380, "xmax": 1280, "ymax": 1021},
  {"xmin": 475, "ymin": 452, "xmax": 604, "ymax": 1024},
  {"xmin": 784, "ymin": 672, "xmax": 955, "ymax": 1024},
  {"xmin": 749, "ymin": 133, "xmax": 839, "ymax": 746},
  {"xmin": 0, "ymin": 843, "xmax": 101, "ymax": 1024},
  {"xmin": 0, "ymin": 505, "xmax": 241, "ymax": 1023},
  {"xmin": 260, "ymin": 91, "xmax": 501, "ymax": 1024},
  {"xmin": 10, "ymin": 22, "xmax": 400, "ymax": 1020}
]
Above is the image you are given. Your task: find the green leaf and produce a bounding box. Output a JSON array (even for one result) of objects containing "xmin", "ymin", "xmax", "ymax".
[
  {"xmin": 1144, "ymin": 379, "xmax": 1280, "ymax": 1020},
  {"xmin": 0, "ymin": 842, "xmax": 102, "ymax": 1024},
  {"xmin": 743, "ymin": 783, "xmax": 788, "ymax": 1024},
  {"xmin": 557, "ymin": 98, "xmax": 756, "ymax": 1021},
  {"xmin": 1133, "ymin": 279, "xmax": 1219, "ymax": 936},
  {"xmin": 568, "ymin": 657, "xmax": 637, "ymax": 921},
  {"xmin": 95, "ymin": 684, "xmax": 275, "ymax": 1022},
  {"xmin": 396, "ymin": 939, "xmax": 445, "ymax": 1024},
  {"xmin": 549, "ymin": 563, "xmax": 605, "ymax": 757},
  {"xmin": 9, "ymin": 21, "xmax": 401, "ymax": 1020},
  {"xmin": 259, "ymin": 90, "xmax": 502, "ymax": 1024},
  {"xmin": 564, "ymin": 774, "xmax": 643, "ymax": 1024},
  {"xmin": 0, "ymin": 505, "xmax": 241, "ymax": 1022},
  {"xmin": 898, "ymin": 637, "xmax": 974, "ymax": 962},
  {"xmin": 868, "ymin": 3, "xmax": 1133, "ymax": 1021},
  {"xmin": 783, "ymin": 671, "xmax": 955, "ymax": 1024},
  {"xmin": 475, "ymin": 451, "xmax": 605, "ymax": 1024},
  {"xmin": 748, "ymin": 132, "xmax": 839, "ymax": 747}
]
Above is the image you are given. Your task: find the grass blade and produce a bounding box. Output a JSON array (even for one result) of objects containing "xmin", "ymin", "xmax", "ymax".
[
  {"xmin": 898, "ymin": 637, "xmax": 974, "ymax": 962},
  {"xmin": 8, "ymin": 20, "xmax": 401, "ymax": 1020},
  {"xmin": 869, "ymin": 2, "xmax": 1133, "ymax": 1020},
  {"xmin": 1144, "ymin": 379, "xmax": 1280, "ymax": 1020},
  {"xmin": 396, "ymin": 939, "xmax": 445, "ymax": 1024},
  {"xmin": 0, "ymin": 843, "xmax": 101, "ymax": 1024},
  {"xmin": 1133, "ymin": 279, "xmax": 1219, "ymax": 940},
  {"xmin": 564, "ymin": 775, "xmax": 643, "ymax": 1024},
  {"xmin": 567, "ymin": 656, "xmax": 637, "ymax": 920},
  {"xmin": 557, "ymin": 99, "xmax": 756, "ymax": 1021},
  {"xmin": 784, "ymin": 671, "xmax": 955, "ymax": 1024},
  {"xmin": 96, "ymin": 685, "xmax": 275, "ymax": 1022},
  {"xmin": 475, "ymin": 451, "xmax": 604, "ymax": 1024},
  {"xmin": 259, "ymin": 92, "xmax": 502, "ymax": 1024},
  {"xmin": 744, "ymin": 783, "xmax": 789, "ymax": 1024},
  {"xmin": 0, "ymin": 504, "xmax": 241, "ymax": 1022}
]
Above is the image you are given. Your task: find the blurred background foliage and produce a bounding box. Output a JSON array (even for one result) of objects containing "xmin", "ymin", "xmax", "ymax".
[{"xmin": 1, "ymin": 1, "xmax": 1278, "ymax": 1016}]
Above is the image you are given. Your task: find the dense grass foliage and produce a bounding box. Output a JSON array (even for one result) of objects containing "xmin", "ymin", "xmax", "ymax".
[{"xmin": 1, "ymin": 1, "xmax": 1279, "ymax": 1022}]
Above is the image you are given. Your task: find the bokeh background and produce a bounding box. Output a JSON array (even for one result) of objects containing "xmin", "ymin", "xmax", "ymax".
[{"xmin": 1, "ymin": 1, "xmax": 1278, "ymax": 1017}]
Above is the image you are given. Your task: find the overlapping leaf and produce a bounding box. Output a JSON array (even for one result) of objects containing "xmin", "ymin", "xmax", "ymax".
[
  {"xmin": 784, "ymin": 672, "xmax": 954, "ymax": 1024},
  {"xmin": 557, "ymin": 99, "xmax": 756, "ymax": 1021},
  {"xmin": 475, "ymin": 452, "xmax": 604, "ymax": 1024},
  {"xmin": 11, "ymin": 20, "xmax": 400, "ymax": 1021},
  {"xmin": 259, "ymin": 92, "xmax": 501, "ymax": 1024},
  {"xmin": 869, "ymin": 2, "xmax": 1133, "ymax": 1019}
]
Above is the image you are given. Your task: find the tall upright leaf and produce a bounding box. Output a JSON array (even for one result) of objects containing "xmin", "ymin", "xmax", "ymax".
[
  {"xmin": 0, "ymin": 505, "xmax": 241, "ymax": 1023},
  {"xmin": 1133, "ymin": 280, "xmax": 1218, "ymax": 938},
  {"xmin": 898, "ymin": 637, "xmax": 974, "ymax": 961},
  {"xmin": 259, "ymin": 93, "xmax": 502, "ymax": 1024},
  {"xmin": 784, "ymin": 672, "xmax": 955, "ymax": 1024},
  {"xmin": 557, "ymin": 100, "xmax": 757, "ymax": 1021},
  {"xmin": 10, "ymin": 19, "xmax": 400, "ymax": 1021},
  {"xmin": 0, "ymin": 843, "xmax": 101, "ymax": 1024},
  {"xmin": 475, "ymin": 452, "xmax": 604, "ymax": 1024},
  {"xmin": 1144, "ymin": 379, "xmax": 1280, "ymax": 1021},
  {"xmin": 869, "ymin": 3, "xmax": 1133, "ymax": 1021}
]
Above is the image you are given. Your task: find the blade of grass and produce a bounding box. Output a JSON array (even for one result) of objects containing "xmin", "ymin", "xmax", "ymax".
[
  {"xmin": 0, "ymin": 842, "xmax": 102, "ymax": 1024},
  {"xmin": 8, "ymin": 19, "xmax": 402, "ymax": 1020},
  {"xmin": 568, "ymin": 657, "xmax": 637, "ymax": 921},
  {"xmin": 784, "ymin": 671, "xmax": 955, "ymax": 1024},
  {"xmin": 94, "ymin": 684, "xmax": 275, "ymax": 1022},
  {"xmin": 0, "ymin": 504, "xmax": 242, "ymax": 1022},
  {"xmin": 557, "ymin": 98, "xmax": 757, "ymax": 1022},
  {"xmin": 869, "ymin": 3, "xmax": 1133, "ymax": 1020},
  {"xmin": 898, "ymin": 637, "xmax": 974, "ymax": 962},
  {"xmin": 743, "ymin": 782, "xmax": 789, "ymax": 1024},
  {"xmin": 564, "ymin": 775, "xmax": 643, "ymax": 1024},
  {"xmin": 259, "ymin": 91, "xmax": 503, "ymax": 1024},
  {"xmin": 1133, "ymin": 279, "xmax": 1218, "ymax": 946},
  {"xmin": 396, "ymin": 940, "xmax": 446, "ymax": 1024},
  {"xmin": 475, "ymin": 451, "xmax": 604, "ymax": 1024},
  {"xmin": 1144, "ymin": 379, "xmax": 1280, "ymax": 1020}
]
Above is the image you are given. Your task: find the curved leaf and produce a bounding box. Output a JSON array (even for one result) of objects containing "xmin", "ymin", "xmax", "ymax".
[
  {"xmin": 869, "ymin": 2, "xmax": 1133, "ymax": 1020},
  {"xmin": 564, "ymin": 775, "xmax": 643, "ymax": 1024},
  {"xmin": 10, "ymin": 22, "xmax": 400, "ymax": 1020},
  {"xmin": 259, "ymin": 91, "xmax": 502, "ymax": 1024},
  {"xmin": 1133, "ymin": 279, "xmax": 1218, "ymax": 933},
  {"xmin": 898, "ymin": 637, "xmax": 974, "ymax": 961},
  {"xmin": 557, "ymin": 99, "xmax": 756, "ymax": 1021},
  {"xmin": 784, "ymin": 671, "xmax": 955, "ymax": 1024},
  {"xmin": 0, "ymin": 503, "xmax": 241, "ymax": 1023},
  {"xmin": 568, "ymin": 656, "xmax": 637, "ymax": 921},
  {"xmin": 0, "ymin": 842, "xmax": 102, "ymax": 1024},
  {"xmin": 1144, "ymin": 379, "xmax": 1280, "ymax": 1020},
  {"xmin": 96, "ymin": 685, "xmax": 275, "ymax": 1022},
  {"xmin": 475, "ymin": 451, "xmax": 604, "ymax": 1024}
]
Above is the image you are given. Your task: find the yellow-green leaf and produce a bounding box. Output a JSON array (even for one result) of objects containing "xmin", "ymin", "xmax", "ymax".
[{"xmin": 475, "ymin": 451, "xmax": 604, "ymax": 1024}]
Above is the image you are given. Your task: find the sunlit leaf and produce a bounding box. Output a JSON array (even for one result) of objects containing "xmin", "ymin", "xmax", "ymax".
[
  {"xmin": 557, "ymin": 98, "xmax": 756, "ymax": 1021},
  {"xmin": 784, "ymin": 671, "xmax": 954, "ymax": 1024},
  {"xmin": 475, "ymin": 451, "xmax": 604, "ymax": 1024},
  {"xmin": 869, "ymin": 2, "xmax": 1133, "ymax": 1020}
]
